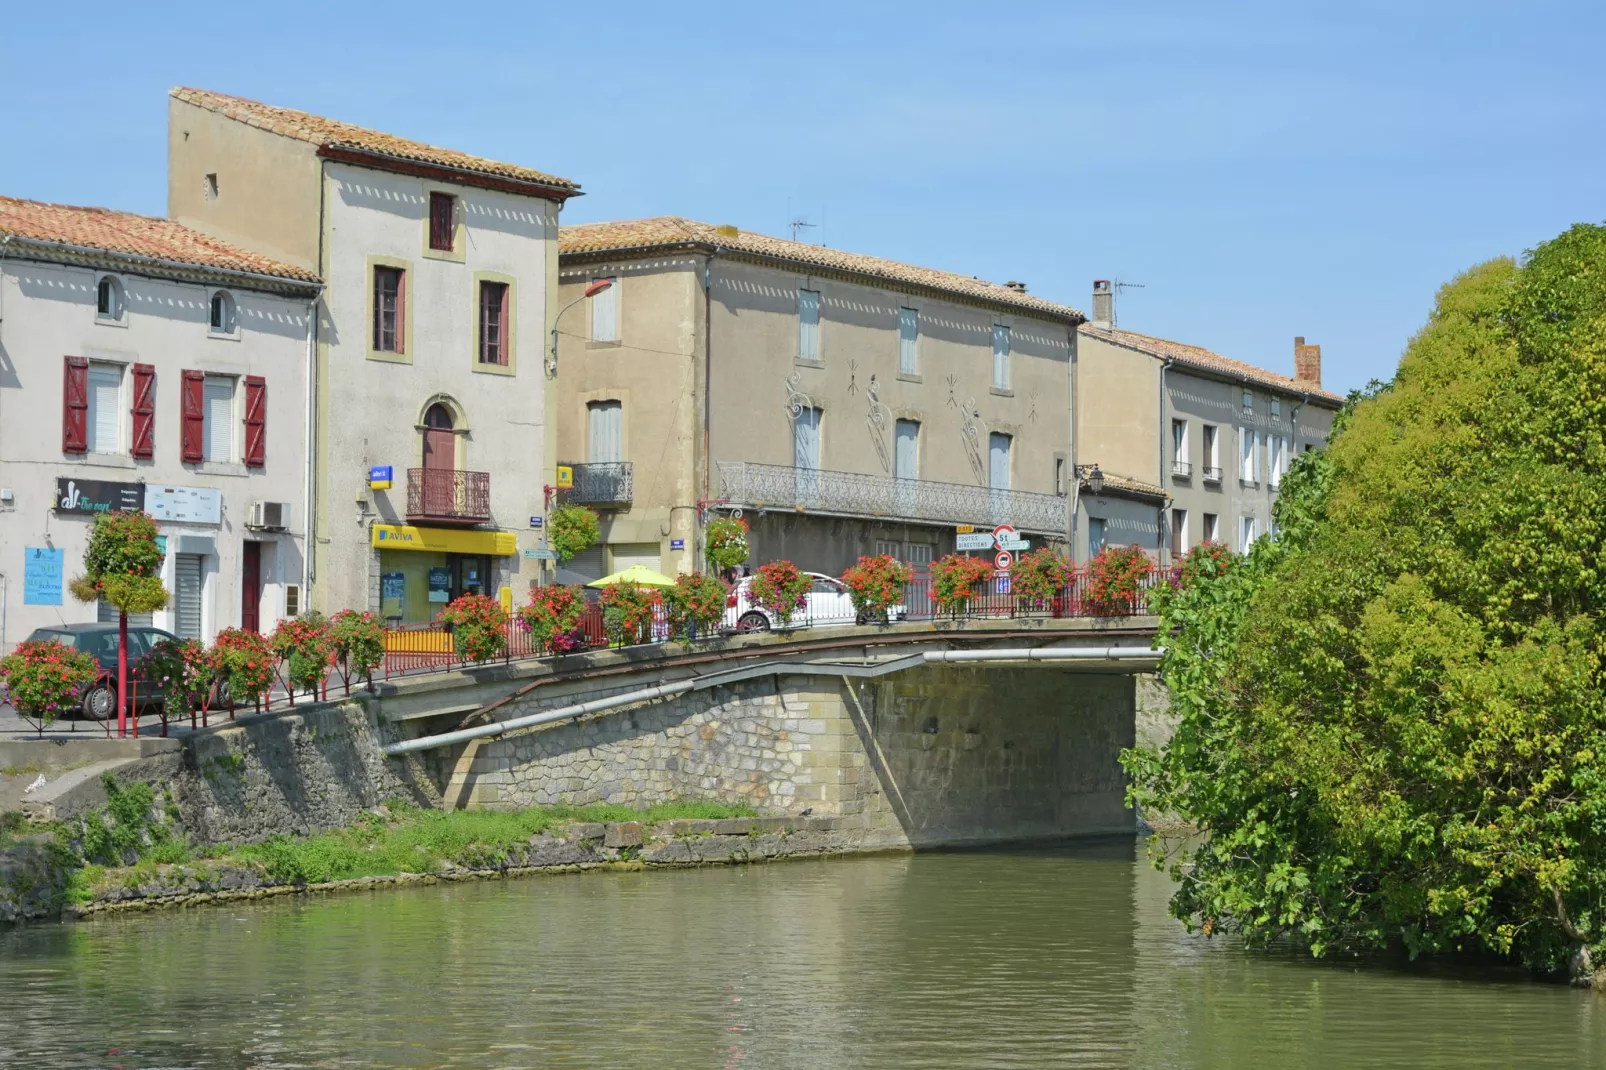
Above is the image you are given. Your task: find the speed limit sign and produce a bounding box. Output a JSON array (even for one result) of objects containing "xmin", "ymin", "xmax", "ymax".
[{"xmin": 994, "ymin": 549, "xmax": 1013, "ymax": 571}]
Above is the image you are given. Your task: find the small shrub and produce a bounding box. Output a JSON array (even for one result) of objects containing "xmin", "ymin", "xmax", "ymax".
[
  {"xmin": 212, "ymin": 628, "xmax": 276, "ymax": 707},
  {"xmin": 749, "ymin": 560, "xmax": 811, "ymax": 627},
  {"xmin": 1086, "ymin": 544, "xmax": 1153, "ymax": 615},
  {"xmin": 68, "ymin": 511, "xmax": 167, "ymax": 615},
  {"xmin": 329, "ymin": 609, "xmax": 386, "ymax": 690},
  {"xmin": 140, "ymin": 637, "xmax": 219, "ymax": 721},
  {"xmin": 662, "ymin": 572, "xmax": 730, "ymax": 638},
  {"xmin": 1012, "ymin": 548, "xmax": 1073, "ymax": 611},
  {"xmin": 519, "ymin": 584, "xmax": 588, "ymax": 654},
  {"xmin": 0, "ymin": 639, "xmax": 98, "ymax": 735},
  {"xmin": 271, "ymin": 616, "xmax": 334, "ymax": 697},
  {"xmin": 840, "ymin": 555, "xmax": 913, "ymax": 624},
  {"xmin": 929, "ymin": 553, "xmax": 991, "ymax": 618},
  {"xmin": 548, "ymin": 503, "xmax": 600, "ymax": 563},
  {"xmin": 439, "ymin": 594, "xmax": 509, "ymax": 664},
  {"xmin": 600, "ymin": 583, "xmax": 662, "ymax": 646},
  {"xmin": 704, "ymin": 516, "xmax": 751, "ymax": 571}
]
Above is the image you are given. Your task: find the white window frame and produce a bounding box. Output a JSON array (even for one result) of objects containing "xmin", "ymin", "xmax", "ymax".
[
  {"xmin": 894, "ymin": 418, "xmax": 919, "ymax": 480},
  {"xmin": 591, "ymin": 277, "xmax": 619, "ymax": 343},
  {"xmin": 992, "ymin": 324, "xmax": 1011, "ymax": 389},
  {"xmin": 798, "ymin": 289, "xmax": 821, "ymax": 361},
  {"xmin": 86, "ymin": 360, "xmax": 124, "ymax": 455},
  {"xmin": 202, "ymin": 374, "xmax": 237, "ymax": 464},
  {"xmin": 95, "ymin": 275, "xmax": 126, "ymax": 325},
  {"xmin": 1240, "ymin": 515, "xmax": 1258, "ymax": 551},
  {"xmin": 1203, "ymin": 424, "xmax": 1219, "ymax": 477},
  {"xmin": 1203, "ymin": 512, "xmax": 1219, "ymax": 543},
  {"xmin": 898, "ymin": 307, "xmax": 919, "ymax": 376},
  {"xmin": 1171, "ymin": 508, "xmax": 1188, "ymax": 555},
  {"xmin": 1172, "ymin": 418, "xmax": 1189, "ymax": 467}
]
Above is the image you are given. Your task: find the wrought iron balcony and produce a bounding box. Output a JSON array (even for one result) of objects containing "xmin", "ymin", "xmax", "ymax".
[
  {"xmin": 407, "ymin": 468, "xmax": 491, "ymax": 525},
  {"xmin": 558, "ymin": 461, "xmax": 633, "ymax": 507},
  {"xmin": 716, "ymin": 460, "xmax": 1067, "ymax": 535},
  {"xmin": 1202, "ymin": 466, "xmax": 1223, "ymax": 483},
  {"xmin": 1171, "ymin": 460, "xmax": 1192, "ymax": 478}
]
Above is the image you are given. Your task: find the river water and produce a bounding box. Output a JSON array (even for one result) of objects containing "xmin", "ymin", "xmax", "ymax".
[{"xmin": 3, "ymin": 840, "xmax": 1604, "ymax": 1068}]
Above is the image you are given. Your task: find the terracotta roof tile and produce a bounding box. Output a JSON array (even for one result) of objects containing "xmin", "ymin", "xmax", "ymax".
[
  {"xmin": 1087, "ymin": 471, "xmax": 1166, "ymax": 501},
  {"xmin": 0, "ymin": 195, "xmax": 319, "ymax": 284},
  {"xmin": 171, "ymin": 87, "xmax": 578, "ymax": 193},
  {"xmin": 1080, "ymin": 324, "xmax": 1343, "ymax": 405},
  {"xmin": 561, "ymin": 216, "xmax": 1084, "ymax": 323}
]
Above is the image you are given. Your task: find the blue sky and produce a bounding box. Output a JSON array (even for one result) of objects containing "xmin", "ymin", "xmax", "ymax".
[{"xmin": 5, "ymin": 1, "xmax": 1601, "ymax": 393}]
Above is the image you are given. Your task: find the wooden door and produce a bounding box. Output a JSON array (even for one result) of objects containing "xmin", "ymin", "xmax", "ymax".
[
  {"xmin": 242, "ymin": 542, "xmax": 262, "ymax": 633},
  {"xmin": 423, "ymin": 404, "xmax": 455, "ymax": 471}
]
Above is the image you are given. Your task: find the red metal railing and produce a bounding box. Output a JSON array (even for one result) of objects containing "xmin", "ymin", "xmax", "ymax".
[{"xmin": 406, "ymin": 468, "xmax": 490, "ymax": 523}]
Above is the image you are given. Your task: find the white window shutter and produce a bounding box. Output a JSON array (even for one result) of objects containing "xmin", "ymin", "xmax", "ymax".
[
  {"xmin": 87, "ymin": 364, "xmax": 121, "ymax": 453},
  {"xmin": 203, "ymin": 377, "xmax": 234, "ymax": 462}
]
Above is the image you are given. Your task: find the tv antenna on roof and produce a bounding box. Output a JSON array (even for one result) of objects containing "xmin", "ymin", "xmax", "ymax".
[
  {"xmin": 1110, "ymin": 279, "xmax": 1145, "ymax": 327},
  {"xmin": 791, "ymin": 217, "xmax": 817, "ymax": 242}
]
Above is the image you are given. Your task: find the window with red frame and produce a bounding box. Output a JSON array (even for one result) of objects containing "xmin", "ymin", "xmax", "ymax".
[
  {"xmin": 429, "ymin": 192, "xmax": 456, "ymax": 251},
  {"xmin": 479, "ymin": 281, "xmax": 509, "ymax": 365},
  {"xmin": 374, "ymin": 267, "xmax": 404, "ymax": 353}
]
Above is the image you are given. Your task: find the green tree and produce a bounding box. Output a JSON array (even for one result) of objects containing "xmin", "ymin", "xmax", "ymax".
[
  {"xmin": 68, "ymin": 511, "xmax": 168, "ymax": 736},
  {"xmin": 1125, "ymin": 224, "xmax": 1606, "ymax": 983}
]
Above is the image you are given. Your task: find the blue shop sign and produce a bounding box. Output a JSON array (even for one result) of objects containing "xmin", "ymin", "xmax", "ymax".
[{"xmin": 23, "ymin": 547, "xmax": 64, "ymax": 605}]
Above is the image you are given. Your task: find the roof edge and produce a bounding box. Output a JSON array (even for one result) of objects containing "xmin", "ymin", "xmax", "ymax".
[
  {"xmin": 1081, "ymin": 326, "xmax": 1343, "ymax": 407},
  {"xmin": 316, "ymin": 145, "xmax": 581, "ymax": 200},
  {"xmin": 0, "ymin": 235, "xmax": 323, "ymax": 294}
]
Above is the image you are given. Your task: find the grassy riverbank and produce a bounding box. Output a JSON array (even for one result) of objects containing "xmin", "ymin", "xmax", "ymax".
[{"xmin": 65, "ymin": 797, "xmax": 757, "ymax": 902}]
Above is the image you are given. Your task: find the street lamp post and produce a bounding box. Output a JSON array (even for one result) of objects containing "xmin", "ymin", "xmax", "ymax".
[
  {"xmin": 1068, "ymin": 463, "xmax": 1104, "ymax": 564},
  {"xmin": 547, "ymin": 278, "xmax": 613, "ymax": 379}
]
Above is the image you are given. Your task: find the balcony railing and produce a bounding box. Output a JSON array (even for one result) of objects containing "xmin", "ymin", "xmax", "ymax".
[
  {"xmin": 716, "ymin": 460, "xmax": 1066, "ymax": 535},
  {"xmin": 1202, "ymin": 466, "xmax": 1223, "ymax": 483},
  {"xmin": 559, "ymin": 461, "xmax": 633, "ymax": 507},
  {"xmin": 1171, "ymin": 460, "xmax": 1192, "ymax": 478},
  {"xmin": 407, "ymin": 468, "xmax": 490, "ymax": 524}
]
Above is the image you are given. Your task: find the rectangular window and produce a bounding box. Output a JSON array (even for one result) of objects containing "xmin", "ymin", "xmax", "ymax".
[
  {"xmin": 429, "ymin": 192, "xmax": 456, "ymax": 251},
  {"xmin": 202, "ymin": 375, "xmax": 235, "ymax": 463},
  {"xmin": 988, "ymin": 432, "xmax": 1012, "ymax": 490},
  {"xmin": 1240, "ymin": 428, "xmax": 1257, "ymax": 483},
  {"xmin": 373, "ymin": 266, "xmax": 405, "ymax": 353},
  {"xmin": 793, "ymin": 405, "xmax": 821, "ymax": 469},
  {"xmin": 1088, "ymin": 517, "xmax": 1107, "ymax": 555},
  {"xmin": 894, "ymin": 419, "xmax": 919, "ymax": 480},
  {"xmin": 1203, "ymin": 424, "xmax": 1219, "ymax": 479},
  {"xmin": 1240, "ymin": 515, "xmax": 1258, "ymax": 550},
  {"xmin": 587, "ymin": 400, "xmax": 623, "ymax": 463},
  {"xmin": 1172, "ymin": 419, "xmax": 1188, "ymax": 463},
  {"xmin": 1054, "ymin": 456, "xmax": 1067, "ymax": 496},
  {"xmin": 591, "ymin": 277, "xmax": 619, "ymax": 342},
  {"xmin": 1203, "ymin": 512, "xmax": 1219, "ymax": 543},
  {"xmin": 1171, "ymin": 508, "xmax": 1188, "ymax": 556},
  {"xmin": 86, "ymin": 362, "xmax": 122, "ymax": 454},
  {"xmin": 992, "ymin": 324, "xmax": 1011, "ymax": 389},
  {"xmin": 898, "ymin": 307, "xmax": 918, "ymax": 375},
  {"xmin": 1269, "ymin": 435, "xmax": 1287, "ymax": 488},
  {"xmin": 798, "ymin": 289, "xmax": 820, "ymax": 360},
  {"xmin": 479, "ymin": 281, "xmax": 509, "ymax": 365},
  {"xmin": 1271, "ymin": 397, "xmax": 1281, "ymax": 419},
  {"xmin": 1242, "ymin": 388, "xmax": 1254, "ymax": 414}
]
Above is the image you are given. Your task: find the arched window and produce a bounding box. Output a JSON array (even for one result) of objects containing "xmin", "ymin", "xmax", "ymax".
[
  {"xmin": 422, "ymin": 403, "xmax": 456, "ymax": 471},
  {"xmin": 210, "ymin": 290, "xmax": 237, "ymax": 334},
  {"xmin": 96, "ymin": 276, "xmax": 124, "ymax": 322}
]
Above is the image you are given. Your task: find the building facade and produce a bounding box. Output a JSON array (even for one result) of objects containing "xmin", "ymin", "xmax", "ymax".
[
  {"xmin": 167, "ymin": 88, "xmax": 580, "ymax": 623},
  {"xmin": 553, "ymin": 218, "xmax": 1082, "ymax": 580},
  {"xmin": 0, "ymin": 196, "xmax": 320, "ymax": 652},
  {"xmin": 1077, "ymin": 291, "xmax": 1343, "ymax": 562}
]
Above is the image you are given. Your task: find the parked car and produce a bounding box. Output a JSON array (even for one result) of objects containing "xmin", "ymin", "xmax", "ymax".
[
  {"xmin": 721, "ymin": 572, "xmax": 906, "ymax": 632},
  {"xmin": 23, "ymin": 623, "xmax": 178, "ymax": 720}
]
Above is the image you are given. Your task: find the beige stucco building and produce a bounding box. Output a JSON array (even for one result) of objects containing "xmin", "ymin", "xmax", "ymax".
[
  {"xmin": 1076, "ymin": 281, "xmax": 1343, "ymax": 563},
  {"xmin": 0, "ymin": 196, "xmax": 320, "ymax": 652},
  {"xmin": 553, "ymin": 218, "xmax": 1085, "ymax": 579},
  {"xmin": 167, "ymin": 88, "xmax": 579, "ymax": 623}
]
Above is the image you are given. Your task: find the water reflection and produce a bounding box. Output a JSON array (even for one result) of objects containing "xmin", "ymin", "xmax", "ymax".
[{"xmin": 0, "ymin": 840, "xmax": 1601, "ymax": 1068}]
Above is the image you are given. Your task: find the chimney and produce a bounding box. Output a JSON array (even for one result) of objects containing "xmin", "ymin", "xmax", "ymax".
[
  {"xmin": 1294, "ymin": 336, "xmax": 1322, "ymax": 386},
  {"xmin": 1004, "ymin": 280, "xmax": 1028, "ymax": 293},
  {"xmin": 1092, "ymin": 279, "xmax": 1113, "ymax": 328}
]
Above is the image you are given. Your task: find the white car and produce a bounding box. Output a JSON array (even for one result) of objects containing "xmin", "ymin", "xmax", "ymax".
[{"xmin": 722, "ymin": 572, "xmax": 906, "ymax": 633}]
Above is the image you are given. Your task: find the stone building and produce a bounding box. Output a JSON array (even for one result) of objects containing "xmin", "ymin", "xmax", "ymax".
[
  {"xmin": 166, "ymin": 88, "xmax": 581, "ymax": 623},
  {"xmin": 553, "ymin": 217, "xmax": 1083, "ymax": 579},
  {"xmin": 0, "ymin": 195, "xmax": 320, "ymax": 651},
  {"xmin": 1077, "ymin": 281, "xmax": 1344, "ymax": 562}
]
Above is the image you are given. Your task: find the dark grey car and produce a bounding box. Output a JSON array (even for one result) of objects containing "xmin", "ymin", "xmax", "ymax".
[{"xmin": 24, "ymin": 623, "xmax": 178, "ymax": 720}]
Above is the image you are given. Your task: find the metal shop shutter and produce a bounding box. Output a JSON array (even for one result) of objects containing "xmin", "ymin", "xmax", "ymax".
[
  {"xmin": 609, "ymin": 542, "xmax": 661, "ymax": 575},
  {"xmin": 555, "ymin": 546, "xmax": 605, "ymax": 586},
  {"xmin": 173, "ymin": 553, "xmax": 204, "ymax": 639}
]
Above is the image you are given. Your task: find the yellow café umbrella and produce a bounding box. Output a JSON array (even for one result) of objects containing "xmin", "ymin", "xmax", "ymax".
[{"xmin": 586, "ymin": 564, "xmax": 678, "ymax": 589}]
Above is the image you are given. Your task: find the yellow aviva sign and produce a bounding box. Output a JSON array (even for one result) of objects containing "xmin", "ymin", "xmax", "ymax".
[{"xmin": 370, "ymin": 524, "xmax": 517, "ymax": 556}]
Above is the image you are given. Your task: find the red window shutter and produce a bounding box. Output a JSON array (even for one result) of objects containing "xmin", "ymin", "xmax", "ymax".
[
  {"xmin": 131, "ymin": 363, "xmax": 156, "ymax": 459},
  {"xmin": 244, "ymin": 376, "xmax": 266, "ymax": 468},
  {"xmin": 181, "ymin": 369, "xmax": 205, "ymax": 463},
  {"xmin": 63, "ymin": 357, "xmax": 88, "ymax": 453}
]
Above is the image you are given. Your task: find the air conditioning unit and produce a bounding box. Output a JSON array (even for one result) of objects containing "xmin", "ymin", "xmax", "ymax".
[{"xmin": 247, "ymin": 500, "xmax": 291, "ymax": 531}]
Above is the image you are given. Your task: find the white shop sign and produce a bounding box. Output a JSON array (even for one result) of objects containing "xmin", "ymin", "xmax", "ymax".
[
  {"xmin": 145, "ymin": 484, "xmax": 222, "ymax": 525},
  {"xmin": 955, "ymin": 533, "xmax": 994, "ymax": 551}
]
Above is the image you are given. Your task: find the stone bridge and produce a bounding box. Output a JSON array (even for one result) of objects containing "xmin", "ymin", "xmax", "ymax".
[{"xmin": 368, "ymin": 617, "xmax": 1169, "ymax": 850}]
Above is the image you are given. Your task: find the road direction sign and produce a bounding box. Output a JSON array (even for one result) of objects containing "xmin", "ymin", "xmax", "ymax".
[
  {"xmin": 998, "ymin": 538, "xmax": 1029, "ymax": 552},
  {"xmin": 994, "ymin": 549, "xmax": 1014, "ymax": 571},
  {"xmin": 956, "ymin": 533, "xmax": 994, "ymax": 551}
]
